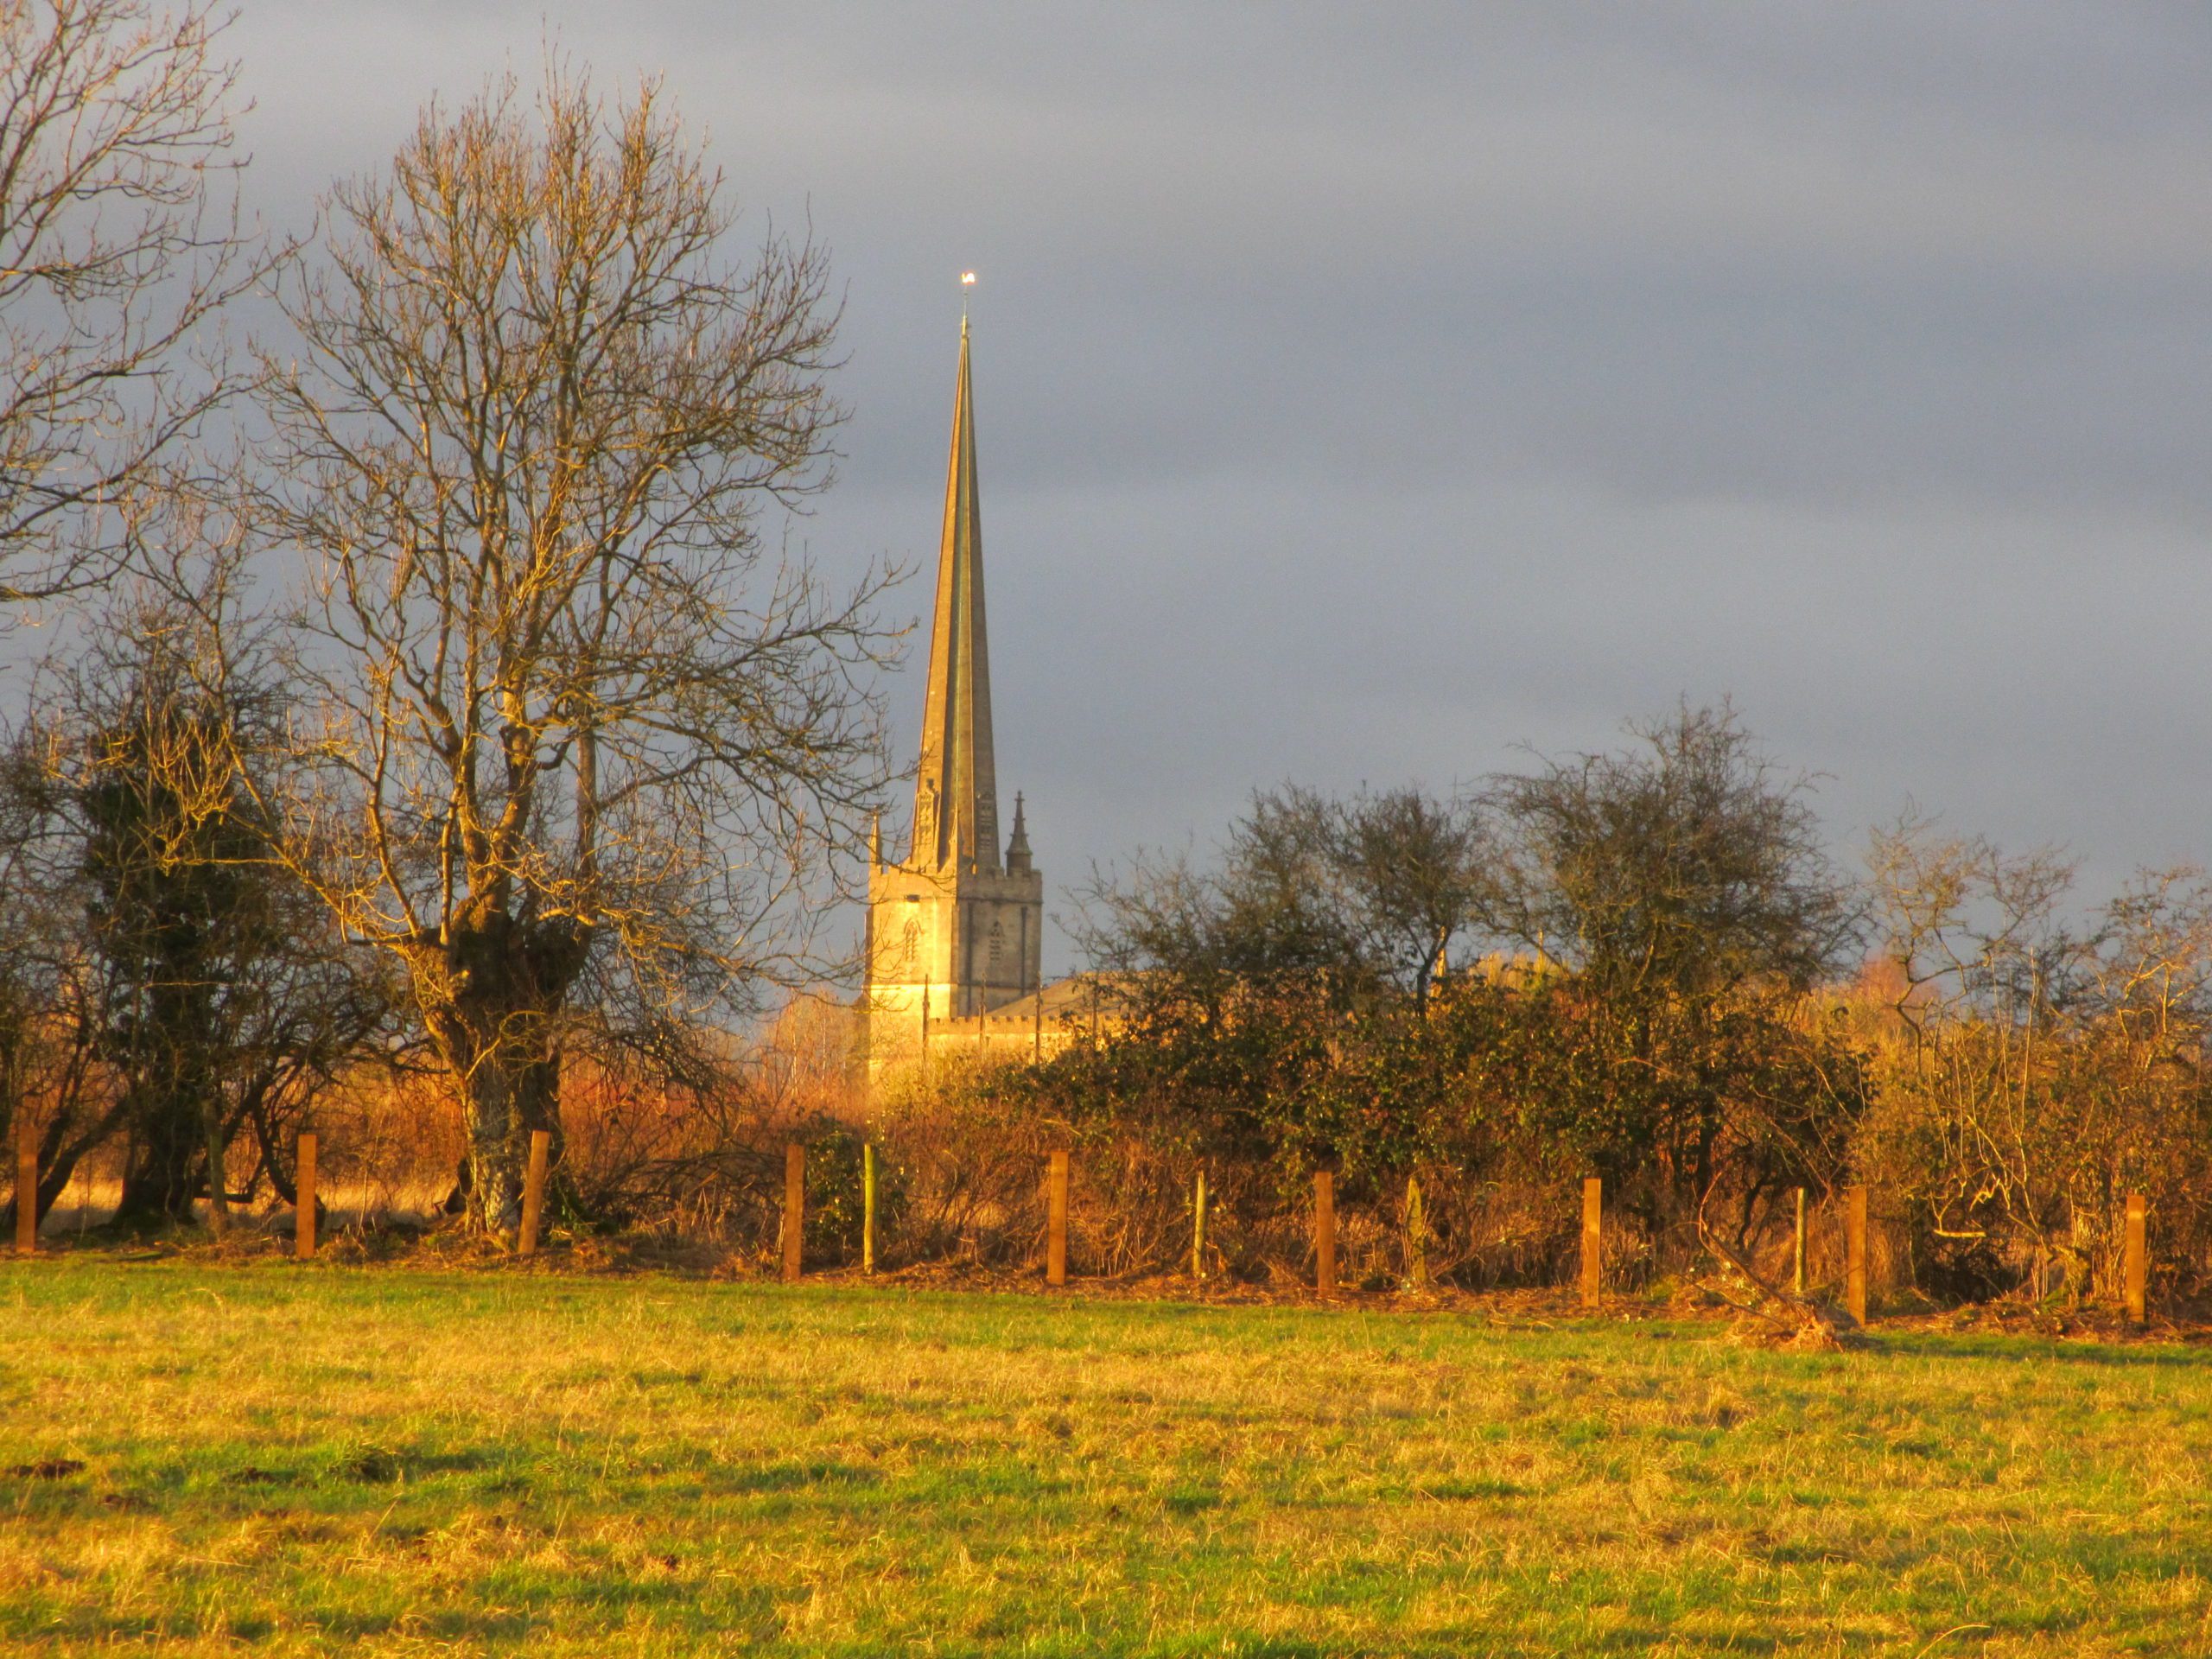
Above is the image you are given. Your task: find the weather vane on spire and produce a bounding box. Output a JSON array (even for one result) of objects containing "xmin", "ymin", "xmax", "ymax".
[{"xmin": 961, "ymin": 270, "xmax": 976, "ymax": 329}]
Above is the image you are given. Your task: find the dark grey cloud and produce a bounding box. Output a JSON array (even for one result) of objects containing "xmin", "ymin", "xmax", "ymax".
[{"xmin": 232, "ymin": 3, "xmax": 2212, "ymax": 969}]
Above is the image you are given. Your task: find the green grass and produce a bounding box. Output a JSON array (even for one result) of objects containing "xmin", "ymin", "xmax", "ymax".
[{"xmin": 3, "ymin": 1259, "xmax": 2210, "ymax": 1655}]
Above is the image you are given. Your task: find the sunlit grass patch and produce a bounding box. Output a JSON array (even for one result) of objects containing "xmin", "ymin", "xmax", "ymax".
[{"xmin": 3, "ymin": 1258, "xmax": 2209, "ymax": 1655}]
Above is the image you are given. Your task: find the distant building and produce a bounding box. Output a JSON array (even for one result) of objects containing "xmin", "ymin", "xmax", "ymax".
[{"xmin": 864, "ymin": 317, "xmax": 1084, "ymax": 1081}]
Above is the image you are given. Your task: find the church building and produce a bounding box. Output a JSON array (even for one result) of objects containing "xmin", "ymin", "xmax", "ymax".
[{"xmin": 865, "ymin": 317, "xmax": 1077, "ymax": 1079}]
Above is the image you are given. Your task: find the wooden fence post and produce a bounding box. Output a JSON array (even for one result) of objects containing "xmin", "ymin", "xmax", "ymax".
[
  {"xmin": 1580, "ymin": 1177, "xmax": 1602, "ymax": 1309},
  {"xmin": 782, "ymin": 1143, "xmax": 805, "ymax": 1281},
  {"xmin": 1046, "ymin": 1149, "xmax": 1069, "ymax": 1287},
  {"xmin": 1405, "ymin": 1176, "xmax": 1428, "ymax": 1289},
  {"xmin": 295, "ymin": 1133, "xmax": 317, "ymax": 1261},
  {"xmin": 2125, "ymin": 1192, "xmax": 2147, "ymax": 1325},
  {"xmin": 862, "ymin": 1142, "xmax": 877, "ymax": 1275},
  {"xmin": 203, "ymin": 1107, "xmax": 228, "ymax": 1240},
  {"xmin": 1192, "ymin": 1168, "xmax": 1207, "ymax": 1281},
  {"xmin": 1313, "ymin": 1170, "xmax": 1336, "ymax": 1295},
  {"xmin": 1793, "ymin": 1186, "xmax": 1808, "ymax": 1296},
  {"xmin": 1845, "ymin": 1184, "xmax": 1868, "ymax": 1325},
  {"xmin": 15, "ymin": 1114, "xmax": 35, "ymax": 1256},
  {"xmin": 518, "ymin": 1129, "xmax": 550, "ymax": 1257}
]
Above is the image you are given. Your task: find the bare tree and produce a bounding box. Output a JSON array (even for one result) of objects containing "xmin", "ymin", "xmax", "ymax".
[
  {"xmin": 0, "ymin": 0, "xmax": 265, "ymax": 612},
  {"xmin": 249, "ymin": 67, "xmax": 898, "ymax": 1236},
  {"xmin": 1322, "ymin": 787, "xmax": 1492, "ymax": 1007},
  {"xmin": 1487, "ymin": 702, "xmax": 1861, "ymax": 1001},
  {"xmin": 1863, "ymin": 815, "xmax": 2212, "ymax": 1303},
  {"xmin": 1077, "ymin": 785, "xmax": 1491, "ymax": 1007},
  {"xmin": 0, "ymin": 721, "xmax": 122, "ymax": 1240},
  {"xmin": 0, "ymin": 531, "xmax": 396, "ymax": 1234},
  {"xmin": 1477, "ymin": 704, "xmax": 1866, "ymax": 1236}
]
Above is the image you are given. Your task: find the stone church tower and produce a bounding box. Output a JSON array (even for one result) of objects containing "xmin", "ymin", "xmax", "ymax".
[{"xmin": 865, "ymin": 318, "xmax": 1044, "ymax": 1074}]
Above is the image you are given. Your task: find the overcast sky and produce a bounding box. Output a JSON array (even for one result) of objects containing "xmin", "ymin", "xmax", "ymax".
[{"xmin": 235, "ymin": 3, "xmax": 2212, "ymax": 971}]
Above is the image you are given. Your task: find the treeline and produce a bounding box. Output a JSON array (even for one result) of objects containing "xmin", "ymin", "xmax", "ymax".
[
  {"xmin": 4, "ymin": 6, "xmax": 2202, "ymax": 1316},
  {"xmin": 910, "ymin": 704, "xmax": 2212, "ymax": 1310}
]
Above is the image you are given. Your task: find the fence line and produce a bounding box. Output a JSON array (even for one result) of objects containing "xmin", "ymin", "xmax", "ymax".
[
  {"xmin": 1192, "ymin": 1169, "xmax": 1207, "ymax": 1281},
  {"xmin": 5, "ymin": 1126, "xmax": 2178, "ymax": 1328},
  {"xmin": 781, "ymin": 1144, "xmax": 804, "ymax": 1282},
  {"xmin": 295, "ymin": 1133, "xmax": 318, "ymax": 1261},
  {"xmin": 1845, "ymin": 1185, "xmax": 1868, "ymax": 1325},
  {"xmin": 1793, "ymin": 1186, "xmax": 1808, "ymax": 1294},
  {"xmin": 862, "ymin": 1142, "xmax": 878, "ymax": 1274},
  {"xmin": 518, "ymin": 1130, "xmax": 550, "ymax": 1257},
  {"xmin": 2126, "ymin": 1193, "xmax": 2147, "ymax": 1325},
  {"xmin": 1313, "ymin": 1171, "xmax": 1336, "ymax": 1294},
  {"xmin": 1580, "ymin": 1178, "xmax": 1602, "ymax": 1309},
  {"xmin": 16, "ymin": 1115, "xmax": 35, "ymax": 1256},
  {"xmin": 1046, "ymin": 1149, "xmax": 1070, "ymax": 1288}
]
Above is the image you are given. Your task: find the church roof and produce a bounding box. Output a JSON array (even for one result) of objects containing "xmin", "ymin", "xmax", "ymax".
[
  {"xmin": 912, "ymin": 316, "xmax": 1001, "ymax": 873},
  {"xmin": 972, "ymin": 972, "xmax": 1136, "ymax": 1027}
]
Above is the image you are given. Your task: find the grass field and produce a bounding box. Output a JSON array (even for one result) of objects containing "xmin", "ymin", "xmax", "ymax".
[{"xmin": 3, "ymin": 1259, "xmax": 2209, "ymax": 1656}]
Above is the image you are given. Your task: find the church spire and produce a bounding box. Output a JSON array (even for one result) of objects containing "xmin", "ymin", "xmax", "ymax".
[{"xmin": 912, "ymin": 315, "xmax": 1001, "ymax": 872}]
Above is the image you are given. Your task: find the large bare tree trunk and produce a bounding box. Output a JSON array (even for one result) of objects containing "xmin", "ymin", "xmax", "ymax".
[
  {"xmin": 413, "ymin": 917, "xmax": 586, "ymax": 1236},
  {"xmin": 444, "ymin": 1046, "xmax": 564, "ymax": 1237},
  {"xmin": 457, "ymin": 1052, "xmax": 539, "ymax": 1236},
  {"xmin": 110, "ymin": 1085, "xmax": 203, "ymax": 1228}
]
